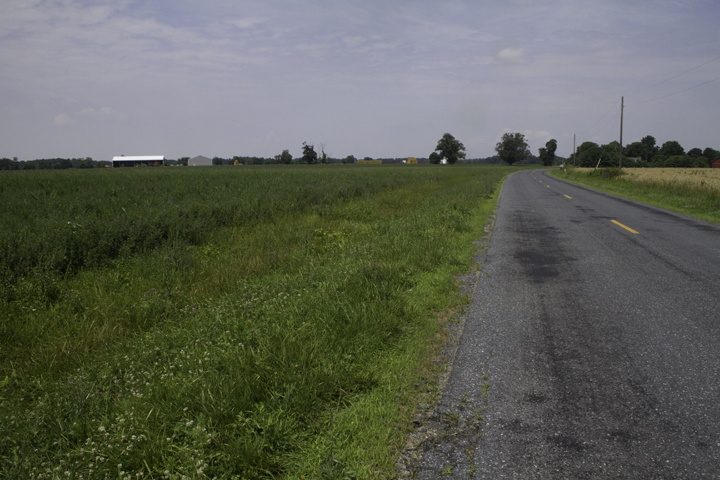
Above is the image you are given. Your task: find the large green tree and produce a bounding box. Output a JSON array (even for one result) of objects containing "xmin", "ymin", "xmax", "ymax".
[
  {"xmin": 434, "ymin": 133, "xmax": 466, "ymax": 164},
  {"xmin": 660, "ymin": 140, "xmax": 684, "ymax": 157},
  {"xmin": 624, "ymin": 141, "xmax": 646, "ymax": 159},
  {"xmin": 539, "ymin": 139, "xmax": 557, "ymax": 166},
  {"xmin": 301, "ymin": 142, "xmax": 317, "ymax": 164},
  {"xmin": 703, "ymin": 147, "xmax": 719, "ymax": 160},
  {"xmin": 575, "ymin": 141, "xmax": 600, "ymax": 167},
  {"xmin": 687, "ymin": 148, "xmax": 703, "ymax": 158},
  {"xmin": 640, "ymin": 135, "xmax": 659, "ymax": 162},
  {"xmin": 495, "ymin": 132, "xmax": 531, "ymax": 166},
  {"xmin": 280, "ymin": 149, "xmax": 293, "ymax": 164}
]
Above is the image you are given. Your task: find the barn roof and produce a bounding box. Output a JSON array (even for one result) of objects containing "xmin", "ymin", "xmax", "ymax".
[{"xmin": 112, "ymin": 156, "xmax": 165, "ymax": 161}]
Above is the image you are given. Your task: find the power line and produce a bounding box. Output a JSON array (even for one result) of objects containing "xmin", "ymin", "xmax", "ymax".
[
  {"xmin": 625, "ymin": 55, "xmax": 720, "ymax": 96},
  {"xmin": 627, "ymin": 75, "xmax": 720, "ymax": 106},
  {"xmin": 589, "ymin": 104, "xmax": 621, "ymax": 138},
  {"xmin": 576, "ymin": 55, "xmax": 720, "ymax": 151},
  {"xmin": 577, "ymin": 102, "xmax": 619, "ymax": 136}
]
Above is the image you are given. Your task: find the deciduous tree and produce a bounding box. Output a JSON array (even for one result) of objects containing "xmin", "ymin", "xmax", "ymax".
[
  {"xmin": 703, "ymin": 147, "xmax": 719, "ymax": 160},
  {"xmin": 539, "ymin": 139, "xmax": 557, "ymax": 166},
  {"xmin": 660, "ymin": 140, "xmax": 684, "ymax": 157},
  {"xmin": 495, "ymin": 132, "xmax": 531, "ymax": 166},
  {"xmin": 301, "ymin": 142, "xmax": 318, "ymax": 164},
  {"xmin": 640, "ymin": 135, "xmax": 659, "ymax": 162},
  {"xmin": 319, "ymin": 143, "xmax": 328, "ymax": 164},
  {"xmin": 625, "ymin": 141, "xmax": 645, "ymax": 159},
  {"xmin": 434, "ymin": 133, "xmax": 466, "ymax": 164}
]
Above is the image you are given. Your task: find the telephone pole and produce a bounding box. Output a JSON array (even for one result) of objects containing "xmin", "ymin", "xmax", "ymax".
[
  {"xmin": 619, "ymin": 96, "xmax": 624, "ymax": 169},
  {"xmin": 573, "ymin": 134, "xmax": 576, "ymax": 166}
]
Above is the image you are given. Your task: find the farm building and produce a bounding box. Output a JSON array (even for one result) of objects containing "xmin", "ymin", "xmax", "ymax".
[
  {"xmin": 189, "ymin": 155, "xmax": 212, "ymax": 166},
  {"xmin": 712, "ymin": 157, "xmax": 720, "ymax": 168},
  {"xmin": 112, "ymin": 156, "xmax": 165, "ymax": 168}
]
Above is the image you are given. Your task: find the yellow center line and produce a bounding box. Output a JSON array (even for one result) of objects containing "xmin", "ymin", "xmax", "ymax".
[
  {"xmin": 611, "ymin": 220, "xmax": 639, "ymax": 234},
  {"xmin": 546, "ymin": 185, "xmax": 550, "ymax": 187},
  {"xmin": 564, "ymin": 195, "xmax": 572, "ymax": 199}
]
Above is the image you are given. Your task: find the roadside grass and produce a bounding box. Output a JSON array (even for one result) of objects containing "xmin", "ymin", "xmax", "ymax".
[
  {"xmin": 0, "ymin": 165, "xmax": 514, "ymax": 478},
  {"xmin": 549, "ymin": 166, "xmax": 720, "ymax": 224}
]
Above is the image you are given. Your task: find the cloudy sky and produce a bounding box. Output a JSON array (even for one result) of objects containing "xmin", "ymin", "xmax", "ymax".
[{"xmin": 2, "ymin": 0, "xmax": 719, "ymax": 161}]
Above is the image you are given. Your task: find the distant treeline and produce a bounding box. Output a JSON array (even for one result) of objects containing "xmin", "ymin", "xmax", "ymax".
[
  {"xmin": 5, "ymin": 134, "xmax": 718, "ymax": 171},
  {"xmin": 568, "ymin": 136, "xmax": 719, "ymax": 168},
  {"xmin": 0, "ymin": 157, "xmax": 110, "ymax": 170},
  {"xmin": 1, "ymin": 154, "xmax": 546, "ymax": 171},
  {"xmin": 209, "ymin": 154, "xmax": 545, "ymax": 165}
]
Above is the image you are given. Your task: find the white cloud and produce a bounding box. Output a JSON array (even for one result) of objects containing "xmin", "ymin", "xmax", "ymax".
[
  {"xmin": 524, "ymin": 130, "xmax": 550, "ymax": 139},
  {"xmin": 53, "ymin": 114, "xmax": 73, "ymax": 126},
  {"xmin": 342, "ymin": 36, "xmax": 366, "ymax": 48},
  {"xmin": 228, "ymin": 17, "xmax": 264, "ymax": 29},
  {"xmin": 80, "ymin": 107, "xmax": 126, "ymax": 121},
  {"xmin": 496, "ymin": 47, "xmax": 525, "ymax": 64}
]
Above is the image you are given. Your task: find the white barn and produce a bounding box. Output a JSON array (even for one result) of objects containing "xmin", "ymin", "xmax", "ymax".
[
  {"xmin": 189, "ymin": 156, "xmax": 212, "ymax": 166},
  {"xmin": 112, "ymin": 156, "xmax": 165, "ymax": 168}
]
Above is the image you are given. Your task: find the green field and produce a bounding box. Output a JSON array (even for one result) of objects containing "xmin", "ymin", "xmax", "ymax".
[{"xmin": 0, "ymin": 164, "xmax": 525, "ymax": 479}]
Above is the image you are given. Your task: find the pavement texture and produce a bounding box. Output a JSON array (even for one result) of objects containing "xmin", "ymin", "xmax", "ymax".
[{"xmin": 397, "ymin": 169, "xmax": 720, "ymax": 479}]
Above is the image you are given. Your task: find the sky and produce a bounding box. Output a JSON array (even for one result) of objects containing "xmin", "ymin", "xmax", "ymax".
[{"xmin": 2, "ymin": 0, "xmax": 720, "ymax": 161}]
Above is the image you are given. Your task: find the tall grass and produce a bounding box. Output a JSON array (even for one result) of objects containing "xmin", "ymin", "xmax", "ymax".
[
  {"xmin": 550, "ymin": 166, "xmax": 720, "ymax": 224},
  {"xmin": 0, "ymin": 164, "xmax": 518, "ymax": 479},
  {"xmin": 0, "ymin": 166, "xmax": 435, "ymax": 291},
  {"xmin": 1, "ymin": 166, "xmax": 459, "ymax": 374}
]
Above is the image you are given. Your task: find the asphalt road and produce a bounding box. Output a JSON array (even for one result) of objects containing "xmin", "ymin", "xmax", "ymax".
[{"xmin": 410, "ymin": 169, "xmax": 720, "ymax": 479}]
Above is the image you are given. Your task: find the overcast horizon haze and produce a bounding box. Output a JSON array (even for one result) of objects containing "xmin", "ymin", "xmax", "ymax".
[{"xmin": 2, "ymin": 0, "xmax": 719, "ymax": 162}]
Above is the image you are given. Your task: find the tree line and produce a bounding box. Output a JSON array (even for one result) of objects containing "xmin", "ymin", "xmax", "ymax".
[
  {"xmin": 1, "ymin": 137, "xmax": 536, "ymax": 170},
  {"xmin": 571, "ymin": 136, "xmax": 719, "ymax": 168},
  {"xmin": 0, "ymin": 157, "xmax": 106, "ymax": 171},
  {"xmin": 9, "ymin": 134, "xmax": 710, "ymax": 171}
]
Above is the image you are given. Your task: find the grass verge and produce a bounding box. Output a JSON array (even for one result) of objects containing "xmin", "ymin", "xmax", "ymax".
[{"xmin": 548, "ymin": 166, "xmax": 720, "ymax": 224}]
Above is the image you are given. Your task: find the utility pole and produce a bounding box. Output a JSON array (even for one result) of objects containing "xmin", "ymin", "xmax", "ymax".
[
  {"xmin": 573, "ymin": 134, "xmax": 576, "ymax": 166},
  {"xmin": 619, "ymin": 96, "xmax": 624, "ymax": 169}
]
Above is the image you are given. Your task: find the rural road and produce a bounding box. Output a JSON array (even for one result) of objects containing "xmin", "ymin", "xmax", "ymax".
[{"xmin": 405, "ymin": 169, "xmax": 720, "ymax": 479}]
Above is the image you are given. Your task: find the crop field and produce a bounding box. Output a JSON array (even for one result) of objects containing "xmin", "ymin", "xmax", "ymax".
[
  {"xmin": 551, "ymin": 167, "xmax": 720, "ymax": 224},
  {"xmin": 570, "ymin": 167, "xmax": 720, "ymax": 192},
  {"xmin": 0, "ymin": 164, "xmax": 523, "ymax": 479}
]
